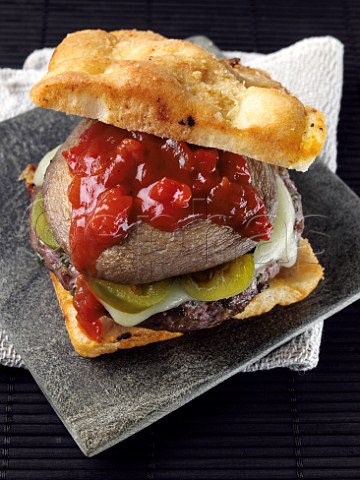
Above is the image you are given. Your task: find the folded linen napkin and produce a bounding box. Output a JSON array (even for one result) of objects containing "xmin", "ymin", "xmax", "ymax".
[{"xmin": 0, "ymin": 36, "xmax": 343, "ymax": 370}]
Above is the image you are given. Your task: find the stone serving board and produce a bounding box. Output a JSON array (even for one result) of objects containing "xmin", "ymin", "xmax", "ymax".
[{"xmin": 1, "ymin": 108, "xmax": 360, "ymax": 456}]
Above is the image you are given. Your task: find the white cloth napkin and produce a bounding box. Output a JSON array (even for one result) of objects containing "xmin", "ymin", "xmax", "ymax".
[{"xmin": 0, "ymin": 36, "xmax": 343, "ymax": 370}]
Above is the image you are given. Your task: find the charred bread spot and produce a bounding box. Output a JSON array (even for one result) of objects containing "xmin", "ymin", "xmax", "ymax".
[
  {"xmin": 157, "ymin": 103, "xmax": 170, "ymax": 122},
  {"xmin": 227, "ymin": 57, "xmax": 241, "ymax": 68},
  {"xmin": 187, "ymin": 116, "xmax": 195, "ymax": 127},
  {"xmin": 178, "ymin": 119, "xmax": 186, "ymax": 125},
  {"xmin": 117, "ymin": 332, "xmax": 132, "ymax": 341}
]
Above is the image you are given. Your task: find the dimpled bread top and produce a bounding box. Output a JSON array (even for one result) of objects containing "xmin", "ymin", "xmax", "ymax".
[{"xmin": 31, "ymin": 29, "xmax": 326, "ymax": 171}]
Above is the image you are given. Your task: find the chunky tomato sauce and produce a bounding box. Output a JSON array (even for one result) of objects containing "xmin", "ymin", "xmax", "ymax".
[
  {"xmin": 72, "ymin": 275, "xmax": 105, "ymax": 341},
  {"xmin": 64, "ymin": 121, "xmax": 272, "ymax": 273},
  {"xmin": 64, "ymin": 121, "xmax": 272, "ymax": 340}
]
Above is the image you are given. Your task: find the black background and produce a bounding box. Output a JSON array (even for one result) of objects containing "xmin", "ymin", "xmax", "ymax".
[{"xmin": 0, "ymin": 0, "xmax": 360, "ymax": 478}]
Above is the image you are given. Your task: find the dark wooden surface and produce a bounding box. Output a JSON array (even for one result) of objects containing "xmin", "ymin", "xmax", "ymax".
[{"xmin": 0, "ymin": 0, "xmax": 360, "ymax": 478}]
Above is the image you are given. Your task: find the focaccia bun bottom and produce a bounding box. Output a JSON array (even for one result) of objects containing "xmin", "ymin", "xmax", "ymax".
[{"xmin": 50, "ymin": 238, "xmax": 323, "ymax": 357}]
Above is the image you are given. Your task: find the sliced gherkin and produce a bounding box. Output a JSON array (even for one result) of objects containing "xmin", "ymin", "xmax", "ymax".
[
  {"xmin": 89, "ymin": 278, "xmax": 172, "ymax": 314},
  {"xmin": 180, "ymin": 254, "xmax": 255, "ymax": 302},
  {"xmin": 31, "ymin": 191, "xmax": 59, "ymax": 250}
]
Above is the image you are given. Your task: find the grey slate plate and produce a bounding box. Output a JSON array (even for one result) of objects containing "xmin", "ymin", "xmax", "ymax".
[{"xmin": 1, "ymin": 108, "xmax": 360, "ymax": 457}]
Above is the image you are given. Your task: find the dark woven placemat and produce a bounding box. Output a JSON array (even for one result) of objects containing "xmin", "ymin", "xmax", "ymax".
[
  {"xmin": 1, "ymin": 309, "xmax": 360, "ymax": 479},
  {"xmin": 0, "ymin": 0, "xmax": 360, "ymax": 478}
]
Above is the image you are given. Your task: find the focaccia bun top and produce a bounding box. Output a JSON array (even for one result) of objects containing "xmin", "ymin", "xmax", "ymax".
[{"xmin": 30, "ymin": 29, "xmax": 326, "ymax": 171}]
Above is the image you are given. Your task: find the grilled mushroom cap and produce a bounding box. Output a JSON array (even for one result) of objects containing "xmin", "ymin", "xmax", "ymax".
[{"xmin": 43, "ymin": 119, "xmax": 278, "ymax": 284}]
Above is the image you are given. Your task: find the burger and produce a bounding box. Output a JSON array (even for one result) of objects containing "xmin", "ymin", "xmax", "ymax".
[{"xmin": 25, "ymin": 29, "xmax": 326, "ymax": 357}]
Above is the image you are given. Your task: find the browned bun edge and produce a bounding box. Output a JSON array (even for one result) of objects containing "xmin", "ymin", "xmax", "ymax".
[
  {"xmin": 50, "ymin": 272, "xmax": 183, "ymax": 357},
  {"xmin": 235, "ymin": 237, "xmax": 324, "ymax": 319},
  {"xmin": 50, "ymin": 237, "xmax": 323, "ymax": 357},
  {"xmin": 30, "ymin": 29, "xmax": 326, "ymax": 171}
]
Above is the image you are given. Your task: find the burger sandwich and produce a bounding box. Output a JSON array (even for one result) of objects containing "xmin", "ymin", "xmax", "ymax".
[{"xmin": 25, "ymin": 29, "xmax": 326, "ymax": 357}]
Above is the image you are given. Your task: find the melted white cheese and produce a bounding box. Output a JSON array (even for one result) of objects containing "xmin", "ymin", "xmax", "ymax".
[
  {"xmin": 254, "ymin": 175, "xmax": 297, "ymax": 269},
  {"xmin": 98, "ymin": 283, "xmax": 192, "ymax": 328},
  {"xmin": 33, "ymin": 145, "xmax": 61, "ymax": 186}
]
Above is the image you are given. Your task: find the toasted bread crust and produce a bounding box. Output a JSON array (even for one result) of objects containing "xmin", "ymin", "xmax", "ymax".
[
  {"xmin": 49, "ymin": 238, "xmax": 323, "ymax": 357},
  {"xmin": 50, "ymin": 272, "xmax": 182, "ymax": 357},
  {"xmin": 31, "ymin": 29, "xmax": 326, "ymax": 171},
  {"xmin": 19, "ymin": 163, "xmax": 36, "ymax": 190},
  {"xmin": 235, "ymin": 238, "xmax": 324, "ymax": 320}
]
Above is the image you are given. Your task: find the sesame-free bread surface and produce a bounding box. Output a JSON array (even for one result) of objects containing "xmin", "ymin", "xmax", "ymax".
[
  {"xmin": 30, "ymin": 29, "xmax": 326, "ymax": 171},
  {"xmin": 50, "ymin": 238, "xmax": 323, "ymax": 357}
]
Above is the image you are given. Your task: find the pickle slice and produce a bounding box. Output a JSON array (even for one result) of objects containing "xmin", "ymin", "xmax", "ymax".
[
  {"xmin": 89, "ymin": 278, "xmax": 171, "ymax": 314},
  {"xmin": 31, "ymin": 191, "xmax": 60, "ymax": 250},
  {"xmin": 180, "ymin": 254, "xmax": 255, "ymax": 301}
]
